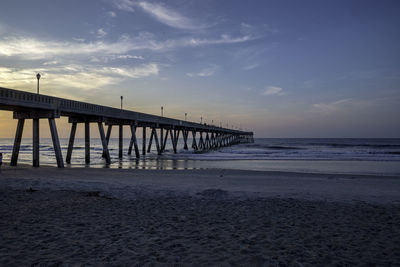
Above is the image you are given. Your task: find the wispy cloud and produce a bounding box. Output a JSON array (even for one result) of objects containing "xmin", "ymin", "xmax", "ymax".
[
  {"xmin": 185, "ymin": 34, "xmax": 255, "ymax": 46},
  {"xmin": 98, "ymin": 63, "xmax": 159, "ymax": 78},
  {"xmin": 0, "ymin": 36, "xmax": 136, "ymax": 59},
  {"xmin": 312, "ymin": 98, "xmax": 354, "ymax": 113},
  {"xmin": 136, "ymin": 2, "xmax": 206, "ymax": 30},
  {"xmin": 97, "ymin": 28, "xmax": 107, "ymax": 38},
  {"xmin": 187, "ymin": 65, "xmax": 219, "ymax": 77},
  {"xmin": 116, "ymin": 54, "xmax": 144, "ymax": 59},
  {"xmin": 107, "ymin": 11, "xmax": 117, "ymax": 18},
  {"xmin": 72, "ymin": 37, "xmax": 85, "ymax": 42},
  {"xmin": 243, "ymin": 63, "xmax": 259, "ymax": 71},
  {"xmin": 112, "ymin": 0, "xmax": 135, "ymax": 12},
  {"xmin": 112, "ymin": 0, "xmax": 206, "ymax": 30},
  {"xmin": 263, "ymin": 86, "xmax": 285, "ymax": 96},
  {"xmin": 43, "ymin": 60, "xmax": 58, "ymax": 66},
  {"xmin": 0, "ymin": 64, "xmax": 159, "ymax": 91},
  {"xmin": 0, "ymin": 34, "xmax": 256, "ymax": 60}
]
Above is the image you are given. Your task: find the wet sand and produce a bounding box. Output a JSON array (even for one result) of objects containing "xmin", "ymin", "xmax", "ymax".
[{"xmin": 0, "ymin": 166, "xmax": 399, "ymax": 265}]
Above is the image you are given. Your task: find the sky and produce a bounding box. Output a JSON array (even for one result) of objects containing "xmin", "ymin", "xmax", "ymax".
[{"xmin": 0, "ymin": 0, "xmax": 399, "ymax": 138}]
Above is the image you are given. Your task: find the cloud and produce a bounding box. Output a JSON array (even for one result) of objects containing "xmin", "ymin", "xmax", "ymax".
[
  {"xmin": 263, "ymin": 86, "xmax": 284, "ymax": 96},
  {"xmin": 97, "ymin": 28, "xmax": 107, "ymax": 38},
  {"xmin": 0, "ymin": 34, "xmax": 256, "ymax": 60},
  {"xmin": 89, "ymin": 54, "xmax": 144, "ymax": 63},
  {"xmin": 112, "ymin": 0, "xmax": 206, "ymax": 30},
  {"xmin": 98, "ymin": 63, "xmax": 159, "ymax": 78},
  {"xmin": 116, "ymin": 54, "xmax": 144, "ymax": 59},
  {"xmin": 107, "ymin": 11, "xmax": 117, "ymax": 17},
  {"xmin": 90, "ymin": 56, "xmax": 101, "ymax": 62},
  {"xmin": 72, "ymin": 37, "xmax": 86, "ymax": 42},
  {"xmin": 0, "ymin": 64, "xmax": 159, "ymax": 90},
  {"xmin": 136, "ymin": 2, "xmax": 206, "ymax": 30},
  {"xmin": 0, "ymin": 36, "xmax": 136, "ymax": 59},
  {"xmin": 43, "ymin": 60, "xmax": 58, "ymax": 66},
  {"xmin": 312, "ymin": 98, "xmax": 354, "ymax": 113},
  {"xmin": 185, "ymin": 34, "xmax": 254, "ymax": 46},
  {"xmin": 186, "ymin": 65, "xmax": 218, "ymax": 77},
  {"xmin": 112, "ymin": 0, "xmax": 135, "ymax": 12},
  {"xmin": 243, "ymin": 64, "xmax": 259, "ymax": 71}
]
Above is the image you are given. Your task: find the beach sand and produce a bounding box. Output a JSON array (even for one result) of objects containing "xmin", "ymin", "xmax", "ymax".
[{"xmin": 0, "ymin": 165, "xmax": 399, "ymax": 265}]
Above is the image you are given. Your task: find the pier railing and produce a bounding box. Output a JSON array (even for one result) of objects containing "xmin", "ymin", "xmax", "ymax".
[{"xmin": 0, "ymin": 87, "xmax": 249, "ymax": 134}]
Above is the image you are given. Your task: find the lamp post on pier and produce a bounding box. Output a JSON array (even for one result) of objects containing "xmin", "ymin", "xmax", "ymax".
[
  {"xmin": 161, "ymin": 106, "xmax": 163, "ymax": 117},
  {"xmin": 36, "ymin": 73, "xmax": 41, "ymax": 94},
  {"xmin": 200, "ymin": 116, "xmax": 202, "ymax": 124},
  {"xmin": 185, "ymin": 113, "xmax": 187, "ymax": 121},
  {"xmin": 120, "ymin": 96, "xmax": 123, "ymax": 109}
]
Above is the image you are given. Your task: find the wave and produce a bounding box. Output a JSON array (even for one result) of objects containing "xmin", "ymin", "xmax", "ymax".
[
  {"xmin": 244, "ymin": 143, "xmax": 304, "ymax": 150},
  {"xmin": 309, "ymin": 143, "xmax": 400, "ymax": 149},
  {"xmin": 369, "ymin": 151, "xmax": 400, "ymax": 155}
]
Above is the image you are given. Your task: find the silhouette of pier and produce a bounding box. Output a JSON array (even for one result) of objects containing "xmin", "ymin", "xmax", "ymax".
[{"xmin": 0, "ymin": 87, "xmax": 254, "ymax": 168}]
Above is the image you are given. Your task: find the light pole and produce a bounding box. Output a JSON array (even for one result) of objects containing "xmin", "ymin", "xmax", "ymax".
[
  {"xmin": 185, "ymin": 113, "xmax": 187, "ymax": 121},
  {"xmin": 120, "ymin": 96, "xmax": 123, "ymax": 109},
  {"xmin": 161, "ymin": 106, "xmax": 163, "ymax": 117},
  {"xmin": 200, "ymin": 116, "xmax": 202, "ymax": 124},
  {"xmin": 36, "ymin": 73, "xmax": 41, "ymax": 94}
]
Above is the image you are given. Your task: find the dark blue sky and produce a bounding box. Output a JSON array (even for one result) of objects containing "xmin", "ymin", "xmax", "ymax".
[{"xmin": 0, "ymin": 0, "xmax": 399, "ymax": 137}]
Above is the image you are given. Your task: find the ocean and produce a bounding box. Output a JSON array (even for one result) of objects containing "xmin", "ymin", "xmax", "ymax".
[{"xmin": 0, "ymin": 138, "xmax": 399, "ymax": 176}]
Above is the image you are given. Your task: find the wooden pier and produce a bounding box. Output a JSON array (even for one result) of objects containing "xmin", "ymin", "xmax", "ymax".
[{"xmin": 0, "ymin": 87, "xmax": 254, "ymax": 168}]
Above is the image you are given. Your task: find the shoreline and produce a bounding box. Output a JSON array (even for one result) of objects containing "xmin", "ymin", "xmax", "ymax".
[
  {"xmin": 2, "ymin": 156, "xmax": 400, "ymax": 177},
  {"xmin": 1, "ymin": 165, "xmax": 399, "ymax": 203}
]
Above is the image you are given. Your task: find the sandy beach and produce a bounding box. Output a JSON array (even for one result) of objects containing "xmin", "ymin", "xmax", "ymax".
[{"xmin": 1, "ymin": 165, "xmax": 399, "ymax": 265}]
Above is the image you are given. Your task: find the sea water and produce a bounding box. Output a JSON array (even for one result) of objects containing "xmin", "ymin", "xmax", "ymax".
[{"xmin": 0, "ymin": 138, "xmax": 399, "ymax": 176}]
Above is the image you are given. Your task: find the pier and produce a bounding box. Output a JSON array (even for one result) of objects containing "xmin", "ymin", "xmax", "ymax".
[{"xmin": 0, "ymin": 87, "xmax": 254, "ymax": 168}]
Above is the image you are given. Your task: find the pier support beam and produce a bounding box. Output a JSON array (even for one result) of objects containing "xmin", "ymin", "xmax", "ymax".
[
  {"xmin": 32, "ymin": 118, "xmax": 40, "ymax": 167},
  {"xmin": 147, "ymin": 127, "xmax": 154, "ymax": 153},
  {"xmin": 98, "ymin": 122, "xmax": 111, "ymax": 164},
  {"xmin": 205, "ymin": 132, "xmax": 210, "ymax": 150},
  {"xmin": 210, "ymin": 133, "xmax": 214, "ymax": 149},
  {"xmin": 175, "ymin": 129, "xmax": 181, "ymax": 152},
  {"xmin": 119, "ymin": 124, "xmax": 123, "ymax": 159},
  {"xmin": 85, "ymin": 122, "xmax": 90, "ymax": 164},
  {"xmin": 128, "ymin": 125, "xmax": 140, "ymax": 158},
  {"xmin": 160, "ymin": 128, "xmax": 164, "ymax": 151},
  {"xmin": 161, "ymin": 129, "xmax": 169, "ymax": 152},
  {"xmin": 142, "ymin": 127, "xmax": 146, "ymax": 156},
  {"xmin": 153, "ymin": 128, "xmax": 161, "ymax": 155},
  {"xmin": 66, "ymin": 122, "xmax": 77, "ymax": 164},
  {"xmin": 10, "ymin": 119, "xmax": 25, "ymax": 166},
  {"xmin": 191, "ymin": 130, "xmax": 198, "ymax": 150},
  {"xmin": 198, "ymin": 132, "xmax": 202, "ymax": 150},
  {"xmin": 183, "ymin": 130, "xmax": 188, "ymax": 150},
  {"xmin": 101, "ymin": 125, "xmax": 112, "ymax": 158},
  {"xmin": 48, "ymin": 118, "xmax": 64, "ymax": 168},
  {"xmin": 170, "ymin": 129, "xmax": 177, "ymax": 153}
]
